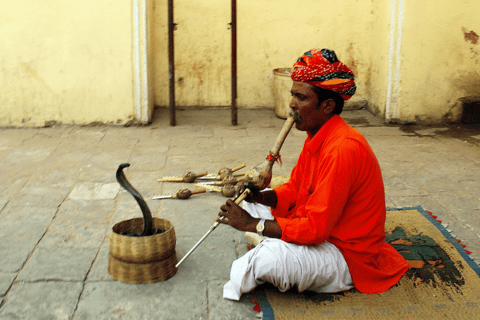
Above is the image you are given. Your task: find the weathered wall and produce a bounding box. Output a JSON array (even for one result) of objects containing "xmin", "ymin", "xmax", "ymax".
[
  {"xmin": 152, "ymin": 0, "xmax": 374, "ymax": 110},
  {"xmin": 152, "ymin": 0, "xmax": 480, "ymax": 124},
  {"xmin": 1, "ymin": 1, "xmax": 479, "ymax": 126},
  {"xmin": 365, "ymin": 0, "xmax": 392, "ymax": 119},
  {"xmin": 393, "ymin": 0, "xmax": 480, "ymax": 123},
  {"xmin": 0, "ymin": 1, "xmax": 140, "ymax": 126}
]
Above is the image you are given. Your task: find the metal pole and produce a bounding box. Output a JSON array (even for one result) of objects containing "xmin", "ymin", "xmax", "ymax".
[
  {"xmin": 168, "ymin": 0, "xmax": 176, "ymax": 126},
  {"xmin": 231, "ymin": 0, "xmax": 237, "ymax": 126},
  {"xmin": 175, "ymin": 189, "xmax": 250, "ymax": 268}
]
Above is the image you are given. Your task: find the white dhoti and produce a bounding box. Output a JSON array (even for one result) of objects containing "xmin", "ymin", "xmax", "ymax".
[{"xmin": 223, "ymin": 201, "xmax": 354, "ymax": 301}]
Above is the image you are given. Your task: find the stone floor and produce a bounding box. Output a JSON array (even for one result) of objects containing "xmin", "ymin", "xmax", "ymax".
[{"xmin": 0, "ymin": 107, "xmax": 479, "ymax": 319}]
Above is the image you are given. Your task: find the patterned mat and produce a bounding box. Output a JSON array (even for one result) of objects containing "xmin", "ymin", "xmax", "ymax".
[{"xmin": 256, "ymin": 207, "xmax": 480, "ymax": 319}]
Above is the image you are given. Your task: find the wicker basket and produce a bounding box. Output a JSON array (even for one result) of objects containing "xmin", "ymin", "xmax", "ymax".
[
  {"xmin": 108, "ymin": 251, "xmax": 177, "ymax": 284},
  {"xmin": 110, "ymin": 218, "xmax": 176, "ymax": 263},
  {"xmin": 108, "ymin": 217, "xmax": 177, "ymax": 283}
]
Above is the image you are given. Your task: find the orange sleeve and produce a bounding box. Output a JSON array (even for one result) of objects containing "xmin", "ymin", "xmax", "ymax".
[{"xmin": 277, "ymin": 138, "xmax": 358, "ymax": 245}]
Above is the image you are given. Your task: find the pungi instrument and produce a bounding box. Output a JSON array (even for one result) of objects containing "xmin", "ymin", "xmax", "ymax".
[
  {"xmin": 175, "ymin": 116, "xmax": 295, "ymax": 268},
  {"xmin": 193, "ymin": 183, "xmax": 237, "ymax": 198},
  {"xmin": 152, "ymin": 188, "xmax": 206, "ymax": 200},
  {"xmin": 199, "ymin": 163, "xmax": 246, "ymax": 180},
  {"xmin": 157, "ymin": 171, "xmax": 208, "ymax": 183}
]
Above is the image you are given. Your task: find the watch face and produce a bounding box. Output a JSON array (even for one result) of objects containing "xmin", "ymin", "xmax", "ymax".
[{"xmin": 256, "ymin": 222, "xmax": 265, "ymax": 233}]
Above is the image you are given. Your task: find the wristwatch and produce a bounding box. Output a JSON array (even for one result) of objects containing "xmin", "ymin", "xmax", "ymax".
[{"xmin": 256, "ymin": 219, "xmax": 266, "ymax": 236}]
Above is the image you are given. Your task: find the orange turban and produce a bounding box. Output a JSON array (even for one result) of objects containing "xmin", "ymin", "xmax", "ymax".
[{"xmin": 291, "ymin": 48, "xmax": 356, "ymax": 101}]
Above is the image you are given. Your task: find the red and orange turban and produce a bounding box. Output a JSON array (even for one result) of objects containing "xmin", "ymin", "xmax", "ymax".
[{"xmin": 291, "ymin": 48, "xmax": 356, "ymax": 101}]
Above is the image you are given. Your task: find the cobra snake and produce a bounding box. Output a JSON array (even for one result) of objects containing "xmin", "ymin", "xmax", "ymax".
[{"xmin": 116, "ymin": 163, "xmax": 157, "ymax": 236}]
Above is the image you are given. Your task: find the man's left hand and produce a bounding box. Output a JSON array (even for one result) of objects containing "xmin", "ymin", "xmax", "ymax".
[{"xmin": 217, "ymin": 199, "xmax": 257, "ymax": 232}]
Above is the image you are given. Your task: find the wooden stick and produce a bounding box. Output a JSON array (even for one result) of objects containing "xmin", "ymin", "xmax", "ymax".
[
  {"xmin": 271, "ymin": 117, "xmax": 295, "ymax": 156},
  {"xmin": 231, "ymin": 163, "xmax": 246, "ymax": 172}
]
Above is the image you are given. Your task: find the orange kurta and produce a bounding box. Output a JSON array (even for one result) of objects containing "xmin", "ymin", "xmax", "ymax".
[{"xmin": 272, "ymin": 115, "xmax": 408, "ymax": 294}]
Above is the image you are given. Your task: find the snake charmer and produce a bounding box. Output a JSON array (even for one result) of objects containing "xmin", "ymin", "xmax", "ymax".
[{"xmin": 217, "ymin": 48, "xmax": 409, "ymax": 300}]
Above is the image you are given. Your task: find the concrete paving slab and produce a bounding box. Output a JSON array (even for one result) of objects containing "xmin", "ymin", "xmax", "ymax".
[
  {"xmin": 39, "ymin": 222, "xmax": 108, "ymax": 249},
  {"xmin": 86, "ymin": 241, "xmax": 111, "ymax": 282},
  {"xmin": 17, "ymin": 247, "xmax": 98, "ymax": 281},
  {"xmin": 55, "ymin": 199, "xmax": 115, "ymax": 226},
  {"xmin": 385, "ymin": 197, "xmax": 397, "ymax": 209},
  {"xmin": 0, "ymin": 205, "xmax": 57, "ymax": 272},
  {"xmin": 82, "ymin": 150, "xmax": 136, "ymax": 170},
  {"xmin": 0, "ymin": 109, "xmax": 479, "ymax": 318},
  {"xmin": 0, "ymin": 129, "xmax": 38, "ymax": 147},
  {"xmin": 164, "ymin": 154, "xmax": 220, "ymax": 170},
  {"xmin": 7, "ymin": 186, "xmax": 70, "ymax": 209},
  {"xmin": 74, "ymin": 279, "xmax": 208, "ymax": 320},
  {"xmin": 0, "ymin": 237, "xmax": 40, "ymax": 273},
  {"xmin": 24, "ymin": 164, "xmax": 79, "ymax": 187},
  {"xmin": 68, "ymin": 182, "xmax": 120, "ymax": 200},
  {"xmin": 355, "ymin": 126, "xmax": 414, "ymax": 136},
  {"xmin": 0, "ymin": 282, "xmax": 83, "ymax": 320},
  {"xmin": 37, "ymin": 200, "xmax": 114, "ymax": 249},
  {"xmin": 0, "ymin": 205, "xmax": 56, "ymax": 236},
  {"xmin": 459, "ymin": 180, "xmax": 480, "ymax": 199},
  {"xmin": 100, "ymin": 127, "xmax": 142, "ymax": 142},
  {"xmin": 174, "ymin": 235, "xmax": 239, "ymax": 282},
  {"xmin": 58, "ymin": 127, "xmax": 106, "ymax": 143},
  {"xmin": 0, "ymin": 143, "xmax": 13, "ymax": 160},
  {"xmin": 208, "ymin": 280, "xmax": 258, "ymax": 319},
  {"xmin": 212, "ymin": 127, "xmax": 248, "ymax": 139},
  {"xmin": 128, "ymin": 149, "xmax": 168, "ymax": 169},
  {"xmin": 45, "ymin": 147, "xmax": 96, "ymax": 169},
  {"xmin": 430, "ymin": 192, "xmax": 480, "ymax": 230},
  {"xmin": 3, "ymin": 146, "xmax": 56, "ymax": 165},
  {"xmin": 0, "ymin": 273, "xmax": 16, "ymax": 296},
  {"xmin": 76, "ymin": 164, "xmax": 120, "ymax": 184},
  {"xmin": 388, "ymin": 195, "xmax": 450, "ymax": 216},
  {"xmin": 0, "ymin": 198, "xmax": 8, "ymax": 212}
]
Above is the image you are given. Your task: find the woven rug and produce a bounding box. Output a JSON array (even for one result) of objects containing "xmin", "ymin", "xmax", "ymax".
[{"xmin": 256, "ymin": 206, "xmax": 480, "ymax": 319}]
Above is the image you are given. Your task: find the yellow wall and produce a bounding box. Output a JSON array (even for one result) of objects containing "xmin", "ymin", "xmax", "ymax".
[
  {"xmin": 152, "ymin": 0, "xmax": 480, "ymax": 124},
  {"xmin": 0, "ymin": 1, "xmax": 139, "ymax": 126},
  {"xmin": 152, "ymin": 0, "xmax": 374, "ymax": 110},
  {"xmin": 366, "ymin": 0, "xmax": 392, "ymax": 119},
  {"xmin": 1, "ymin": 1, "xmax": 479, "ymax": 126},
  {"xmin": 394, "ymin": 0, "xmax": 480, "ymax": 123}
]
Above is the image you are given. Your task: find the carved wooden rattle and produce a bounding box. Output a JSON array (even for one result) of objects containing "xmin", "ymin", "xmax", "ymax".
[
  {"xmin": 198, "ymin": 176, "xmax": 245, "ymax": 186},
  {"xmin": 193, "ymin": 183, "xmax": 237, "ymax": 198},
  {"xmin": 152, "ymin": 188, "xmax": 206, "ymax": 200},
  {"xmin": 157, "ymin": 171, "xmax": 208, "ymax": 183},
  {"xmin": 199, "ymin": 163, "xmax": 246, "ymax": 180}
]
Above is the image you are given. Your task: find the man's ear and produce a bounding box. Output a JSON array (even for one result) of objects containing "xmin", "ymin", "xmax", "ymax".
[{"xmin": 323, "ymin": 99, "xmax": 336, "ymax": 115}]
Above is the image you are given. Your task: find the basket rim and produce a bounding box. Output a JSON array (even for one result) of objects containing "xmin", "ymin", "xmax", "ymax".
[{"xmin": 111, "ymin": 217, "xmax": 174, "ymax": 238}]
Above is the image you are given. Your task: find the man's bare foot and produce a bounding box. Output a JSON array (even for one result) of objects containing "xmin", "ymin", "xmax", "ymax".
[{"xmin": 244, "ymin": 232, "xmax": 266, "ymax": 246}]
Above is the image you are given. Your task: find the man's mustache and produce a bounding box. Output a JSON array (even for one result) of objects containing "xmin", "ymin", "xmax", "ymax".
[{"xmin": 289, "ymin": 110, "xmax": 302, "ymax": 122}]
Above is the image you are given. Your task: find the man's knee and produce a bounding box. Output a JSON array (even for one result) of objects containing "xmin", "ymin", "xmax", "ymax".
[{"xmin": 250, "ymin": 240, "xmax": 289, "ymax": 282}]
